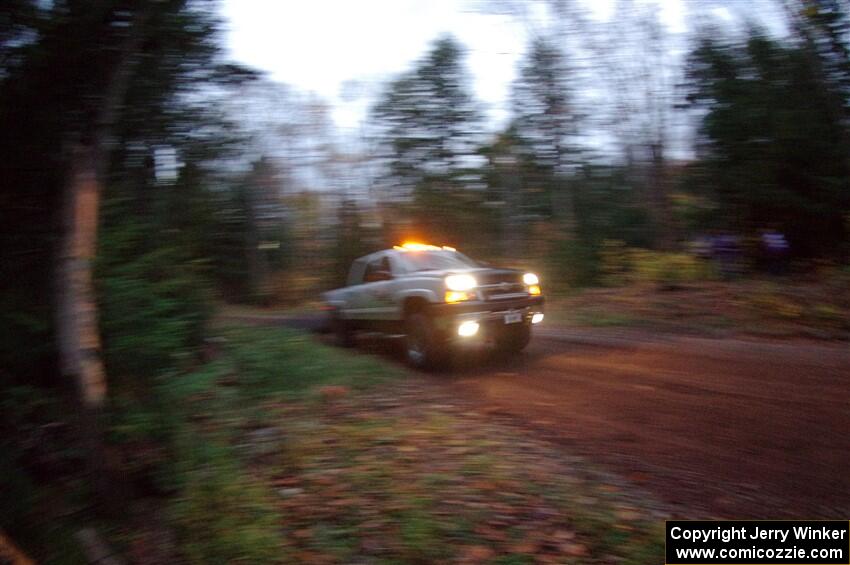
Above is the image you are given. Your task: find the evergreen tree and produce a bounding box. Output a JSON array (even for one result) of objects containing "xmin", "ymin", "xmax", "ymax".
[
  {"xmin": 371, "ymin": 35, "xmax": 483, "ymax": 194},
  {"xmin": 511, "ymin": 35, "xmax": 578, "ymax": 239},
  {"xmin": 686, "ymin": 30, "xmax": 850, "ymax": 257}
]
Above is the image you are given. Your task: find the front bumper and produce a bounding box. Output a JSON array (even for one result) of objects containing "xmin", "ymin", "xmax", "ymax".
[
  {"xmin": 430, "ymin": 295, "xmax": 543, "ymax": 317},
  {"xmin": 430, "ymin": 296, "xmax": 544, "ymax": 338}
]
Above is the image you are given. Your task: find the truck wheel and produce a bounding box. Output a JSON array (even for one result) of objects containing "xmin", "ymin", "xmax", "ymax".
[
  {"xmin": 331, "ymin": 310, "xmax": 355, "ymax": 348},
  {"xmin": 495, "ymin": 323, "xmax": 531, "ymax": 354},
  {"xmin": 405, "ymin": 312, "xmax": 447, "ymax": 369}
]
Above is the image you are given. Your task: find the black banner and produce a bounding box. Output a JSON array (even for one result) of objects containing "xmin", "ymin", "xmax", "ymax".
[{"xmin": 666, "ymin": 521, "xmax": 850, "ymax": 564}]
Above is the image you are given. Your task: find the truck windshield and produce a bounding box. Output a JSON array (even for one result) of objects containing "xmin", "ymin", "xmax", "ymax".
[{"xmin": 399, "ymin": 250, "xmax": 478, "ymax": 272}]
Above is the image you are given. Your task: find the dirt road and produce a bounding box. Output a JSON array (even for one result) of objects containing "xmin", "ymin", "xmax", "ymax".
[
  {"xmin": 247, "ymin": 313, "xmax": 850, "ymax": 518},
  {"xmin": 436, "ymin": 329, "xmax": 850, "ymax": 519}
]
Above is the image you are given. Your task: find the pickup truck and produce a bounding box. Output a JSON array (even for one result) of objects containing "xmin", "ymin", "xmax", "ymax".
[{"xmin": 322, "ymin": 243, "xmax": 544, "ymax": 368}]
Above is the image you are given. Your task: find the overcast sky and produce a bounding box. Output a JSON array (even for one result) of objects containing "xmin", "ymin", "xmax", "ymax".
[
  {"xmin": 221, "ymin": 0, "xmax": 514, "ymax": 131},
  {"xmin": 220, "ymin": 0, "xmax": 785, "ymax": 145}
]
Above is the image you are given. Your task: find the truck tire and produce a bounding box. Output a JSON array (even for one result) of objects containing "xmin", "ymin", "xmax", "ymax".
[
  {"xmin": 495, "ymin": 322, "xmax": 531, "ymax": 354},
  {"xmin": 404, "ymin": 312, "xmax": 447, "ymax": 369},
  {"xmin": 331, "ymin": 310, "xmax": 355, "ymax": 348}
]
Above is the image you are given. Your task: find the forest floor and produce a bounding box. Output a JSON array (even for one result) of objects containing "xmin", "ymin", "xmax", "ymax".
[
  {"xmin": 117, "ymin": 327, "xmax": 671, "ymax": 564},
  {"xmin": 544, "ymin": 277, "xmax": 850, "ymax": 341}
]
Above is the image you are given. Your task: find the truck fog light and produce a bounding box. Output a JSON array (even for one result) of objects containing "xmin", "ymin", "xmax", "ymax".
[
  {"xmin": 458, "ymin": 321, "xmax": 480, "ymax": 337},
  {"xmin": 531, "ymin": 313, "xmax": 544, "ymax": 324}
]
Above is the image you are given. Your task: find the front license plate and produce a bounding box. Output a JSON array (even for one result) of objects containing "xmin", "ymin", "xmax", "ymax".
[{"xmin": 504, "ymin": 311, "xmax": 522, "ymax": 324}]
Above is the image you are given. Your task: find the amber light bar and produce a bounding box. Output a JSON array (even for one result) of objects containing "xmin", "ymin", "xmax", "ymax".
[{"xmin": 394, "ymin": 242, "xmax": 456, "ymax": 252}]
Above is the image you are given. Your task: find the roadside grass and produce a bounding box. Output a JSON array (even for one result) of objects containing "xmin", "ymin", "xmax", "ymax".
[
  {"xmin": 545, "ymin": 279, "xmax": 850, "ymax": 340},
  {"xmin": 7, "ymin": 325, "xmax": 668, "ymax": 563},
  {"xmin": 217, "ymin": 302, "xmax": 325, "ymax": 320},
  {"xmin": 169, "ymin": 435, "xmax": 284, "ymax": 564},
  {"xmin": 135, "ymin": 326, "xmax": 404, "ymax": 562},
  {"xmin": 134, "ymin": 325, "xmax": 668, "ymax": 563}
]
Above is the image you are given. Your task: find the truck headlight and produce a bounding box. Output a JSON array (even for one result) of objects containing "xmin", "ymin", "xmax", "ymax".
[
  {"xmin": 445, "ymin": 274, "xmax": 477, "ymax": 291},
  {"xmin": 522, "ymin": 272, "xmax": 539, "ymax": 285}
]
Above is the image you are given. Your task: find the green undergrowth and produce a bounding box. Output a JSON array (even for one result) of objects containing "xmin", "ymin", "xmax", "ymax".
[
  {"xmin": 130, "ymin": 326, "xmax": 665, "ymax": 563},
  {"xmin": 122, "ymin": 326, "xmax": 406, "ymax": 563},
  {"xmin": 0, "ymin": 386, "xmax": 90, "ymax": 565},
  {"xmin": 7, "ymin": 325, "xmax": 667, "ymax": 563}
]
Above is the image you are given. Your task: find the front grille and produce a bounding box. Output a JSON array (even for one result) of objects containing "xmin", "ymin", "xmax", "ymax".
[
  {"xmin": 477, "ymin": 271, "xmax": 523, "ymax": 286},
  {"xmin": 481, "ymin": 286, "xmax": 527, "ymax": 301},
  {"xmin": 478, "ymin": 273, "xmax": 527, "ymax": 301}
]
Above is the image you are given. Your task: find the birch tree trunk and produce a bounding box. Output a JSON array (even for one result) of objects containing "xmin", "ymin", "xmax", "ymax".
[
  {"xmin": 54, "ymin": 6, "xmax": 149, "ymax": 511},
  {"xmin": 57, "ymin": 145, "xmax": 107, "ymax": 408},
  {"xmin": 56, "ymin": 143, "xmax": 112, "ymax": 504}
]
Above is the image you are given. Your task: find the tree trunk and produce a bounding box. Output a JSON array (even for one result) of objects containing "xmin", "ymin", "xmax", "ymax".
[
  {"xmin": 649, "ymin": 142, "xmax": 675, "ymax": 250},
  {"xmin": 553, "ymin": 120, "xmax": 577, "ymax": 242},
  {"xmin": 56, "ymin": 143, "xmax": 112, "ymax": 506},
  {"xmin": 244, "ymin": 186, "xmax": 270, "ymax": 304},
  {"xmin": 552, "ymin": 176, "xmax": 577, "ymax": 241},
  {"xmin": 57, "ymin": 146, "xmax": 107, "ymax": 405},
  {"xmin": 54, "ymin": 6, "xmax": 150, "ymax": 513}
]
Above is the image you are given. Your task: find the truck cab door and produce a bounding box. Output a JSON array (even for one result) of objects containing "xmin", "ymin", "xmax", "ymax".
[{"xmin": 360, "ymin": 256, "xmax": 394, "ymax": 320}]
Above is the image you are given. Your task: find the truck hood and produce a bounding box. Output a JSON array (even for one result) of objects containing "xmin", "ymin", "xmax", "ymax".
[{"xmin": 403, "ymin": 267, "xmax": 523, "ymax": 283}]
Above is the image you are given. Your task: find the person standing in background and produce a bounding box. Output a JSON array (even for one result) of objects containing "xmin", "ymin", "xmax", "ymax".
[{"xmin": 761, "ymin": 228, "xmax": 789, "ymax": 275}]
